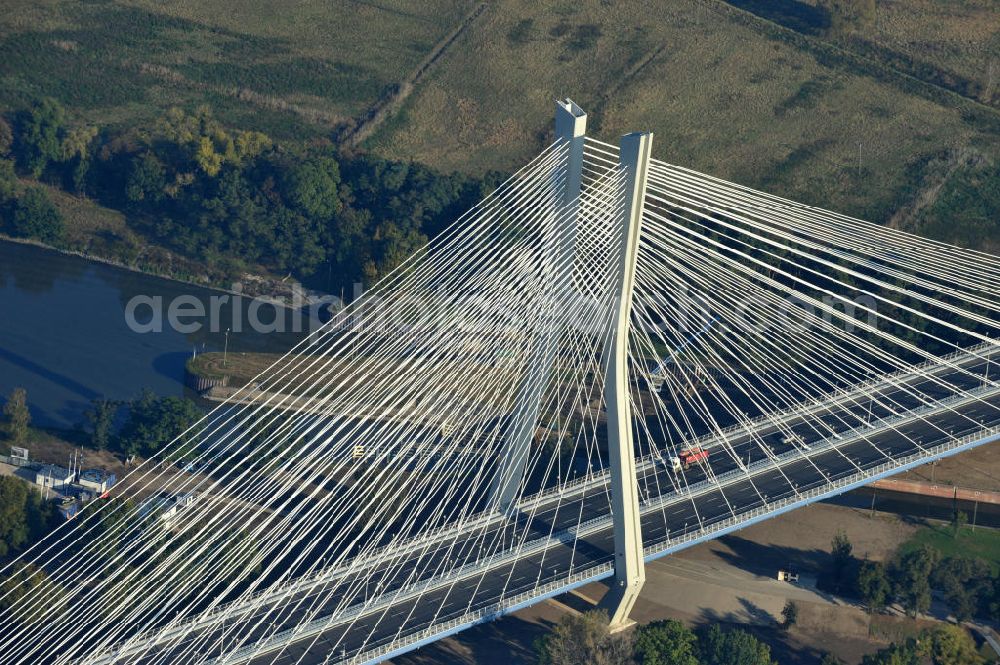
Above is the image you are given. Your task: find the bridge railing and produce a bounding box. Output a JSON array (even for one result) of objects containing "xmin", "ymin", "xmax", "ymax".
[
  {"xmin": 675, "ymin": 381, "xmax": 1000, "ymax": 503},
  {"xmin": 643, "ymin": 422, "xmax": 1000, "ymax": 559},
  {"xmin": 217, "ymin": 409, "xmax": 1000, "ymax": 665},
  {"xmin": 331, "ymin": 562, "xmax": 614, "ymax": 665},
  {"xmin": 524, "ymin": 340, "xmax": 996, "ymax": 503},
  {"xmin": 341, "ymin": 422, "xmax": 1000, "ymax": 665}
]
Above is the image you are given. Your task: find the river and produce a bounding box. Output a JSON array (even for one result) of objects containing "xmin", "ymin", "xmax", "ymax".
[{"xmin": 0, "ymin": 241, "xmax": 312, "ymax": 429}]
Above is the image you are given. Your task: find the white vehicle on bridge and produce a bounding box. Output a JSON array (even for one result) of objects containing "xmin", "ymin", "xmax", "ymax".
[{"xmin": 781, "ymin": 434, "xmax": 810, "ymax": 450}]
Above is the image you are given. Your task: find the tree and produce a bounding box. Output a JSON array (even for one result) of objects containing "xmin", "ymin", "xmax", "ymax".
[
  {"xmin": 8, "ymin": 187, "xmax": 64, "ymax": 244},
  {"xmin": 818, "ymin": 0, "xmax": 876, "ymax": 35},
  {"xmin": 234, "ymin": 130, "xmax": 272, "ymax": 161},
  {"xmin": 699, "ymin": 624, "xmax": 776, "ymax": 665},
  {"xmin": 891, "ymin": 545, "xmax": 940, "ymax": 617},
  {"xmin": 125, "ymin": 152, "xmax": 167, "ymax": 204},
  {"xmin": 0, "ymin": 475, "xmax": 30, "ymax": 557},
  {"xmin": 927, "ymin": 625, "xmax": 983, "ymax": 665},
  {"xmin": 0, "ymin": 476, "xmax": 55, "ymax": 560},
  {"xmin": 23, "ymin": 488, "xmax": 57, "ymax": 547},
  {"xmin": 861, "ymin": 638, "xmax": 922, "ymax": 665},
  {"xmin": 829, "ymin": 529, "xmax": 855, "ymax": 592},
  {"xmin": 85, "ymin": 399, "xmax": 117, "ymax": 452},
  {"xmin": 67, "ymin": 497, "xmax": 140, "ymax": 572},
  {"xmin": 269, "ymin": 205, "xmax": 326, "ymax": 275},
  {"xmin": 15, "ymin": 98, "xmax": 66, "ymax": 177},
  {"xmin": 194, "ymin": 135, "xmax": 223, "ymax": 177},
  {"xmin": 634, "ymin": 619, "xmax": 699, "ymax": 665},
  {"xmin": 60, "ymin": 125, "xmax": 97, "ymax": 192},
  {"xmin": 535, "ymin": 610, "xmax": 634, "ymax": 665},
  {"xmin": 285, "ymin": 156, "xmax": 342, "ymax": 220},
  {"xmin": 831, "ymin": 530, "xmax": 853, "ymax": 568},
  {"xmin": 932, "ymin": 557, "xmax": 992, "ymax": 622},
  {"xmin": 117, "ymin": 390, "xmax": 202, "ymax": 459},
  {"xmin": 857, "ymin": 561, "xmax": 890, "ymax": 613},
  {"xmin": 0, "ymin": 116, "xmax": 12, "ymax": 157},
  {"xmin": 0, "ymin": 562, "xmax": 66, "ymax": 625},
  {"xmin": 177, "ymin": 524, "xmax": 261, "ymax": 605},
  {"xmin": 951, "ymin": 511, "xmax": 968, "ymax": 538},
  {"xmin": 781, "ymin": 600, "xmax": 799, "ymax": 629},
  {"xmin": 3, "ymin": 387, "xmax": 31, "ymax": 444}
]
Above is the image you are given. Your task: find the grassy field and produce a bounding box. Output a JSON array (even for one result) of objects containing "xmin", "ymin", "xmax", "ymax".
[
  {"xmin": 843, "ymin": 0, "xmax": 1000, "ymax": 95},
  {"xmin": 2, "ymin": 0, "xmax": 998, "ymax": 255},
  {"xmin": 898, "ymin": 522, "xmax": 1000, "ymax": 570},
  {"xmin": 0, "ymin": 0, "xmax": 474, "ymax": 139},
  {"xmin": 3, "ymin": 1, "xmax": 998, "ymax": 230},
  {"xmin": 367, "ymin": 0, "xmax": 1000, "ymax": 226}
]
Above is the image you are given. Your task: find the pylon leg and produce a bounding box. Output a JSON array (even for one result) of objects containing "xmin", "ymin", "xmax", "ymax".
[
  {"xmin": 597, "ymin": 131, "xmax": 653, "ymax": 631},
  {"xmin": 491, "ymin": 99, "xmax": 587, "ymax": 514}
]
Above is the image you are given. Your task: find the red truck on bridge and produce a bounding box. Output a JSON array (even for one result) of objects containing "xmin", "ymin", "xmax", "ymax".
[{"xmin": 669, "ymin": 446, "xmax": 709, "ymax": 472}]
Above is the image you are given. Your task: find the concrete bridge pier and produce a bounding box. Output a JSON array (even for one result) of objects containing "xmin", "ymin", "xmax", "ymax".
[
  {"xmin": 491, "ymin": 98, "xmax": 587, "ymax": 513},
  {"xmin": 491, "ymin": 100, "xmax": 651, "ymax": 631},
  {"xmin": 598, "ymin": 130, "xmax": 653, "ymax": 631}
]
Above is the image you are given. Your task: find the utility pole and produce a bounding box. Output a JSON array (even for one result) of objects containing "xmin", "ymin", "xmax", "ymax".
[
  {"xmin": 598, "ymin": 131, "xmax": 653, "ymax": 631},
  {"xmin": 491, "ymin": 99, "xmax": 587, "ymax": 514}
]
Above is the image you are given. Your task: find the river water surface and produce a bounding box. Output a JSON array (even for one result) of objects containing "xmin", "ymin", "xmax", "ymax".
[{"xmin": 0, "ymin": 241, "xmax": 310, "ymax": 429}]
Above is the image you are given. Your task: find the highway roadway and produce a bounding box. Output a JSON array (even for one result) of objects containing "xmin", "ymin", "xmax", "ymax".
[{"xmin": 81, "ymin": 345, "xmax": 1000, "ymax": 665}]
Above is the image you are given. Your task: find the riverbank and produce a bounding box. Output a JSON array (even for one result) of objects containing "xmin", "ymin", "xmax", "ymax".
[
  {"xmin": 0, "ymin": 232, "xmax": 334, "ymax": 308},
  {"xmin": 2, "ymin": 178, "xmax": 334, "ymax": 305}
]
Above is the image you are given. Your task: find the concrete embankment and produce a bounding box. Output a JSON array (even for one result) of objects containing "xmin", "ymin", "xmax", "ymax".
[{"xmin": 871, "ymin": 477, "xmax": 1000, "ymax": 505}]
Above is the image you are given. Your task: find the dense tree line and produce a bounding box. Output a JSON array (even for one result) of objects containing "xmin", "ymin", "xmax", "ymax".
[
  {"xmin": 0, "ymin": 113, "xmax": 64, "ymax": 245},
  {"xmin": 534, "ymin": 602, "xmax": 984, "ymax": 665},
  {"xmin": 859, "ymin": 625, "xmax": 983, "ymax": 665},
  {"xmin": 82, "ymin": 389, "xmax": 202, "ymax": 460},
  {"xmin": 825, "ymin": 529, "xmax": 1000, "ymax": 623},
  {"xmin": 535, "ymin": 611, "xmax": 777, "ymax": 665},
  {"xmin": 2, "ymin": 98, "xmax": 501, "ymax": 288}
]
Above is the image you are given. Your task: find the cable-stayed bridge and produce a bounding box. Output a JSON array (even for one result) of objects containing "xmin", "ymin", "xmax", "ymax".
[{"xmin": 1, "ymin": 100, "xmax": 998, "ymax": 665}]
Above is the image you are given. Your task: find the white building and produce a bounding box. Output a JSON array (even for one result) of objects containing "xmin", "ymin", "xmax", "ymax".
[
  {"xmin": 35, "ymin": 465, "xmax": 73, "ymax": 489},
  {"xmin": 140, "ymin": 493, "xmax": 198, "ymax": 523},
  {"xmin": 77, "ymin": 469, "xmax": 116, "ymax": 494}
]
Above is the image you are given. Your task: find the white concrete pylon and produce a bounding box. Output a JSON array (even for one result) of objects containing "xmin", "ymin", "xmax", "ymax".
[
  {"xmin": 599, "ymin": 130, "xmax": 652, "ymax": 630},
  {"xmin": 491, "ymin": 99, "xmax": 587, "ymax": 514}
]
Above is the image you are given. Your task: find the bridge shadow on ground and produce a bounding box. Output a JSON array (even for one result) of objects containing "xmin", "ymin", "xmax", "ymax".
[
  {"xmin": 0, "ymin": 346, "xmax": 101, "ymax": 402},
  {"xmin": 152, "ymin": 350, "xmax": 192, "ymax": 383},
  {"xmin": 712, "ymin": 534, "xmax": 833, "ymax": 578},
  {"xmin": 389, "ymin": 615, "xmax": 542, "ymax": 665}
]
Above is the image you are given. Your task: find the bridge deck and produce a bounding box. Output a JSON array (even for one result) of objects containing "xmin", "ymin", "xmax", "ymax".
[{"xmin": 84, "ymin": 349, "xmax": 1000, "ymax": 665}]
